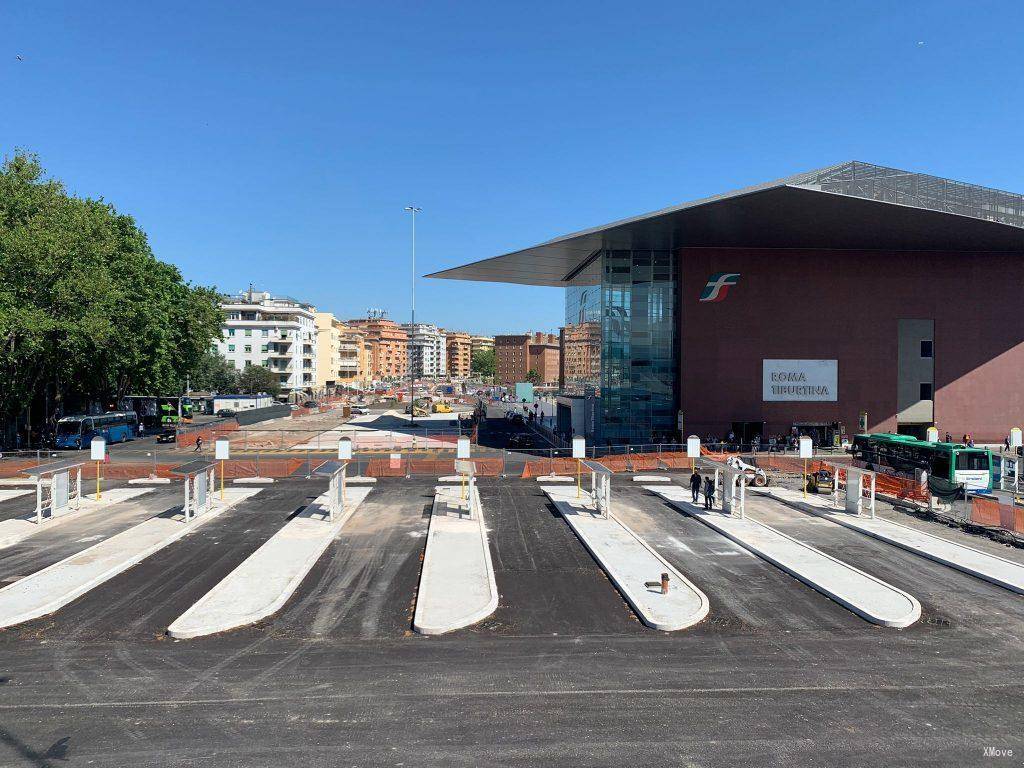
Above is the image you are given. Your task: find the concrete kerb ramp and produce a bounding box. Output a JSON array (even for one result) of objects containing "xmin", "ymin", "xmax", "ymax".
[
  {"xmin": 647, "ymin": 485, "xmax": 921, "ymax": 628},
  {"xmin": 755, "ymin": 486, "xmax": 1024, "ymax": 596},
  {"xmin": 542, "ymin": 484, "xmax": 710, "ymax": 632},
  {"xmin": 167, "ymin": 486, "xmax": 373, "ymax": 639},
  {"xmin": 413, "ymin": 484, "xmax": 498, "ymax": 635},
  {"xmin": 0, "ymin": 487, "xmax": 260, "ymax": 630}
]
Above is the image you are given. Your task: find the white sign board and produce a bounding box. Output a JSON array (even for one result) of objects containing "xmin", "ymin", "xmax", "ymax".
[
  {"xmin": 214, "ymin": 439, "xmax": 230, "ymax": 460},
  {"xmin": 338, "ymin": 438, "xmax": 353, "ymax": 460},
  {"xmin": 686, "ymin": 436, "xmax": 700, "ymax": 458},
  {"xmin": 926, "ymin": 427, "xmax": 939, "ymax": 443},
  {"xmin": 90, "ymin": 437, "xmax": 106, "ymax": 461},
  {"xmin": 799, "ymin": 436, "xmax": 813, "ymax": 459},
  {"xmin": 457, "ymin": 436, "xmax": 471, "ymax": 459},
  {"xmin": 763, "ymin": 360, "xmax": 837, "ymax": 402},
  {"xmin": 1011, "ymin": 427, "xmax": 1023, "ymax": 449},
  {"xmin": 572, "ymin": 436, "xmax": 586, "ymax": 459}
]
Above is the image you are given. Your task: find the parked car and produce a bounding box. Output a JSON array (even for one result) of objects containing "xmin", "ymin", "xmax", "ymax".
[
  {"xmin": 351, "ymin": 406, "xmax": 369, "ymax": 415},
  {"xmin": 215, "ymin": 408, "xmax": 237, "ymax": 418},
  {"xmin": 155, "ymin": 429, "xmax": 177, "ymax": 444},
  {"xmin": 507, "ymin": 433, "xmax": 535, "ymax": 449},
  {"xmin": 302, "ymin": 400, "xmax": 318, "ymax": 409}
]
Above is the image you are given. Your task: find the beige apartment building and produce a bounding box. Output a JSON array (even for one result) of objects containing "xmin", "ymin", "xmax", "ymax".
[
  {"xmin": 495, "ymin": 332, "xmax": 560, "ymax": 386},
  {"xmin": 315, "ymin": 313, "xmax": 371, "ymax": 390},
  {"xmin": 470, "ymin": 335, "xmax": 494, "ymax": 358},
  {"xmin": 348, "ymin": 316, "xmax": 409, "ymax": 380},
  {"xmin": 445, "ymin": 330, "xmax": 473, "ymax": 378}
]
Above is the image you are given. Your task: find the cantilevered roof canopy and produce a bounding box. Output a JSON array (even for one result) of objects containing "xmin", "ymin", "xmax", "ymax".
[{"xmin": 427, "ymin": 161, "xmax": 1024, "ymax": 287}]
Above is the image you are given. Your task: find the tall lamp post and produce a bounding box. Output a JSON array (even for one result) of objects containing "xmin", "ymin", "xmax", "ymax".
[{"xmin": 405, "ymin": 206, "xmax": 421, "ymax": 426}]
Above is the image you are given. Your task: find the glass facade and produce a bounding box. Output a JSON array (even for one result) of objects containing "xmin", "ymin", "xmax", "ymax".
[{"xmin": 564, "ymin": 249, "xmax": 678, "ymax": 444}]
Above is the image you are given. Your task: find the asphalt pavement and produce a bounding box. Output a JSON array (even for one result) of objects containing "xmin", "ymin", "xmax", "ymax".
[{"xmin": 0, "ymin": 476, "xmax": 1021, "ymax": 766}]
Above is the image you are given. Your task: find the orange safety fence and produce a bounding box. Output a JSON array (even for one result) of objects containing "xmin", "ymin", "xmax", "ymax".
[
  {"xmin": 871, "ymin": 472, "xmax": 929, "ymax": 503},
  {"xmin": 291, "ymin": 407, "xmax": 312, "ymax": 418},
  {"xmin": 365, "ymin": 457, "xmax": 408, "ymax": 477},
  {"xmin": 626, "ymin": 453, "xmax": 662, "ymax": 471},
  {"xmin": 521, "ymin": 457, "xmax": 578, "ymax": 478},
  {"xmin": 595, "ymin": 455, "xmax": 631, "ymax": 473},
  {"xmin": 971, "ymin": 497, "xmax": 1024, "ymax": 534}
]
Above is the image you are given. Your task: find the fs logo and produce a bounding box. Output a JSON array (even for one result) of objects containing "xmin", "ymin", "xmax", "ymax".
[{"xmin": 699, "ymin": 272, "xmax": 740, "ymax": 303}]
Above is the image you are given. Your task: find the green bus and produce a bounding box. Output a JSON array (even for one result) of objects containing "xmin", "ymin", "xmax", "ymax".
[{"xmin": 849, "ymin": 433, "xmax": 992, "ymax": 491}]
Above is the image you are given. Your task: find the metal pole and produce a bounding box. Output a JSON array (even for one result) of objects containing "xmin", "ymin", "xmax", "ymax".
[{"xmin": 405, "ymin": 205, "xmax": 421, "ymax": 428}]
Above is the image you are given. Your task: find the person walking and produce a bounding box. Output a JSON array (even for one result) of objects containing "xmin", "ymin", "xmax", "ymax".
[
  {"xmin": 194, "ymin": 435, "xmax": 204, "ymax": 453},
  {"xmin": 703, "ymin": 475, "xmax": 715, "ymax": 510},
  {"xmin": 689, "ymin": 470, "xmax": 702, "ymax": 503}
]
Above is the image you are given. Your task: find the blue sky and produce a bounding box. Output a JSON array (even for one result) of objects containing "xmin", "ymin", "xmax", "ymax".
[{"xmin": 3, "ymin": 1, "xmax": 1022, "ymax": 335}]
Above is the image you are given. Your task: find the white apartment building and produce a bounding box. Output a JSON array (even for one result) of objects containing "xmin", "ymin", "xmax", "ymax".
[
  {"xmin": 403, "ymin": 323, "xmax": 447, "ymax": 379},
  {"xmin": 217, "ymin": 289, "xmax": 318, "ymax": 395}
]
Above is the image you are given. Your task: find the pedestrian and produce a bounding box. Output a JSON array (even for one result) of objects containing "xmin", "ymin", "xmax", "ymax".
[
  {"xmin": 194, "ymin": 435, "xmax": 204, "ymax": 453},
  {"xmin": 689, "ymin": 469, "xmax": 702, "ymax": 503},
  {"xmin": 703, "ymin": 476, "xmax": 715, "ymax": 509},
  {"xmin": 944, "ymin": 431, "xmax": 952, "ymax": 443}
]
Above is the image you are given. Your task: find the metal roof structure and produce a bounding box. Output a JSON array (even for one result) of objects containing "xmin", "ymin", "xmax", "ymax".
[{"xmin": 426, "ymin": 161, "xmax": 1024, "ymax": 287}]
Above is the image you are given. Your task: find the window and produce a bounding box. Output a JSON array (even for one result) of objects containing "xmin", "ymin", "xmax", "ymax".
[
  {"xmin": 228, "ymin": 329, "xmax": 236, "ymax": 337},
  {"xmin": 920, "ymin": 340, "xmax": 933, "ymax": 358},
  {"xmin": 228, "ymin": 344, "xmax": 235, "ymax": 352},
  {"xmin": 262, "ymin": 329, "xmax": 269, "ymax": 337},
  {"xmin": 261, "ymin": 345, "xmax": 269, "ymax": 353},
  {"xmin": 244, "ymin": 345, "xmax": 252, "ymax": 353},
  {"xmin": 245, "ymin": 329, "xmax": 252, "ymax": 337},
  {"xmin": 920, "ymin": 382, "xmax": 933, "ymax": 400},
  {"xmin": 956, "ymin": 451, "xmax": 989, "ymax": 471}
]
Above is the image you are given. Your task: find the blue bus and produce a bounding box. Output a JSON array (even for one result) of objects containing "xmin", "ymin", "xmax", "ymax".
[{"xmin": 55, "ymin": 411, "xmax": 139, "ymax": 449}]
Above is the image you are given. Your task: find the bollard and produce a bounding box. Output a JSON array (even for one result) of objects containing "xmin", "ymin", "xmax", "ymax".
[{"xmin": 645, "ymin": 573, "xmax": 670, "ymax": 594}]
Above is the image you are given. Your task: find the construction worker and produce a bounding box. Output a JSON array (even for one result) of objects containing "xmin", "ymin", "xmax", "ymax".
[{"xmin": 689, "ymin": 470, "xmax": 702, "ymax": 503}]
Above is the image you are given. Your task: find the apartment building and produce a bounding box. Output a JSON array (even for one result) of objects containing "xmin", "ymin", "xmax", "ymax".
[
  {"xmin": 403, "ymin": 323, "xmax": 447, "ymax": 379},
  {"xmin": 316, "ymin": 314, "xmax": 369, "ymax": 390},
  {"xmin": 348, "ymin": 316, "xmax": 408, "ymax": 380},
  {"xmin": 445, "ymin": 330, "xmax": 473, "ymax": 378},
  {"xmin": 495, "ymin": 332, "xmax": 560, "ymax": 386},
  {"xmin": 470, "ymin": 335, "xmax": 495, "ymax": 358},
  {"xmin": 218, "ymin": 289, "xmax": 317, "ymax": 394}
]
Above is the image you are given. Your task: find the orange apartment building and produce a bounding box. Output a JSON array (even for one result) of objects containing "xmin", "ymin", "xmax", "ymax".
[
  {"xmin": 560, "ymin": 321, "xmax": 601, "ymax": 392},
  {"xmin": 445, "ymin": 330, "xmax": 473, "ymax": 378},
  {"xmin": 495, "ymin": 332, "xmax": 560, "ymax": 386},
  {"xmin": 347, "ymin": 316, "xmax": 408, "ymax": 380}
]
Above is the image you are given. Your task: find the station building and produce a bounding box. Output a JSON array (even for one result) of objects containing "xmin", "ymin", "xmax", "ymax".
[{"xmin": 429, "ymin": 162, "xmax": 1024, "ymax": 445}]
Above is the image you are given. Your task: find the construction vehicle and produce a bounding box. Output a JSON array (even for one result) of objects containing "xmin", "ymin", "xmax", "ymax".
[
  {"xmin": 725, "ymin": 455, "xmax": 769, "ymax": 487},
  {"xmin": 433, "ymin": 402, "xmax": 452, "ymax": 414}
]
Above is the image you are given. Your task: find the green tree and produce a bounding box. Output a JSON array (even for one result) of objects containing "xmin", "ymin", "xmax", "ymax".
[
  {"xmin": 0, "ymin": 151, "xmax": 224, "ymax": 435},
  {"xmin": 237, "ymin": 364, "xmax": 281, "ymax": 397},
  {"xmin": 470, "ymin": 348, "xmax": 496, "ymax": 378},
  {"xmin": 188, "ymin": 350, "xmax": 239, "ymax": 393},
  {"xmin": 526, "ymin": 368, "xmax": 542, "ymax": 385}
]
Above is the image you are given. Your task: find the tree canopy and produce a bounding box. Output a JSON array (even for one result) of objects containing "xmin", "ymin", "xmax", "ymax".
[
  {"xmin": 470, "ymin": 348, "xmax": 496, "ymax": 378},
  {"xmin": 0, "ymin": 151, "xmax": 223, "ymax": 431},
  {"xmin": 526, "ymin": 369, "xmax": 542, "ymax": 384}
]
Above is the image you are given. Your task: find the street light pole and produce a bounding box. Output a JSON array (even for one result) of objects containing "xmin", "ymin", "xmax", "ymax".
[{"xmin": 405, "ymin": 206, "xmax": 421, "ymax": 427}]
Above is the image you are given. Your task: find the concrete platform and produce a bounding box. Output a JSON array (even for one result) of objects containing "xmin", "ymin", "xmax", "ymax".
[
  {"xmin": 0, "ymin": 487, "xmax": 260, "ymax": 629},
  {"xmin": 346, "ymin": 476, "xmax": 376, "ymax": 484},
  {"xmin": 542, "ymin": 485, "xmax": 709, "ymax": 631},
  {"xmin": 0, "ymin": 488, "xmax": 153, "ymax": 550},
  {"xmin": 413, "ymin": 485, "xmax": 498, "ymax": 635},
  {"xmin": 632, "ymin": 475, "xmax": 671, "ymax": 483},
  {"xmin": 0, "ymin": 478, "xmax": 37, "ymax": 486},
  {"xmin": 647, "ymin": 485, "xmax": 921, "ymax": 628},
  {"xmin": 129, "ymin": 477, "xmax": 172, "ymax": 485},
  {"xmin": 536, "ymin": 475, "xmax": 574, "ymax": 483},
  {"xmin": 756, "ymin": 486, "xmax": 1024, "ymax": 595},
  {"xmin": 233, "ymin": 477, "xmax": 275, "ymax": 484},
  {"xmin": 0, "ymin": 489, "xmax": 33, "ymax": 501},
  {"xmin": 167, "ymin": 487, "xmax": 373, "ymax": 639}
]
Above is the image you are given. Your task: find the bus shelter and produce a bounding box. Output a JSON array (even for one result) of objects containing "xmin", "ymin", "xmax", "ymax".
[
  {"xmin": 21, "ymin": 459, "xmax": 85, "ymax": 524},
  {"xmin": 700, "ymin": 461, "xmax": 747, "ymax": 518},
  {"xmin": 455, "ymin": 459, "xmax": 479, "ymax": 519},
  {"xmin": 581, "ymin": 460, "xmax": 612, "ymax": 518},
  {"xmin": 313, "ymin": 460, "xmax": 350, "ymax": 522},
  {"xmin": 170, "ymin": 460, "xmax": 216, "ymax": 522},
  {"xmin": 822, "ymin": 460, "xmax": 876, "ymax": 518}
]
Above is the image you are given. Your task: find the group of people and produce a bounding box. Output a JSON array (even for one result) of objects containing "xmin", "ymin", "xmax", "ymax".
[{"xmin": 688, "ymin": 469, "xmax": 716, "ymax": 509}]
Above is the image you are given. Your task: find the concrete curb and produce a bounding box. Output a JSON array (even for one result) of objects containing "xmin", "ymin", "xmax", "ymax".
[
  {"xmin": 0, "ymin": 489, "xmax": 260, "ymax": 630},
  {"xmin": 536, "ymin": 475, "xmax": 573, "ymax": 483},
  {"xmin": 413, "ymin": 487, "xmax": 499, "ymax": 635},
  {"xmin": 753, "ymin": 488, "xmax": 1024, "ymax": 596},
  {"xmin": 649, "ymin": 487, "xmax": 921, "ymax": 628},
  {"xmin": 632, "ymin": 475, "xmax": 671, "ymax": 483},
  {"xmin": 232, "ymin": 477, "xmax": 275, "ymax": 484},
  {"xmin": 129, "ymin": 477, "xmax": 172, "ymax": 485},
  {"xmin": 544, "ymin": 487, "xmax": 709, "ymax": 632},
  {"xmin": 166, "ymin": 488, "xmax": 372, "ymax": 639}
]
